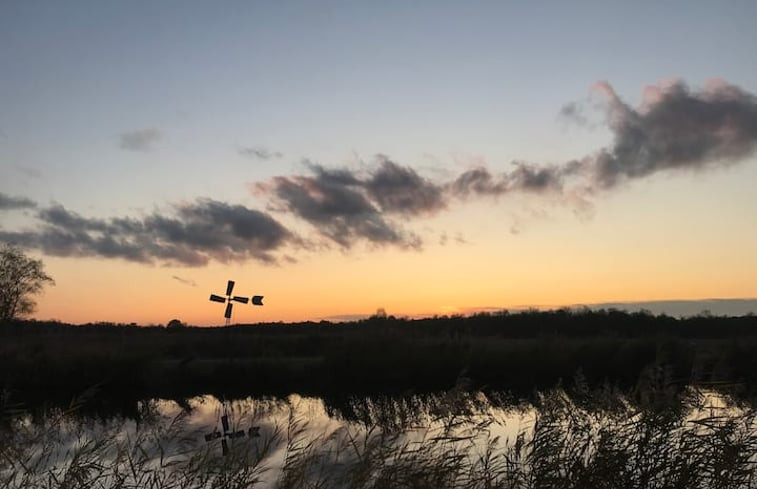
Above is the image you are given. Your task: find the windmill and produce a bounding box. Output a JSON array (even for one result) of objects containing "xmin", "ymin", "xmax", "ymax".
[
  {"xmin": 209, "ymin": 280, "xmax": 264, "ymax": 325},
  {"xmin": 204, "ymin": 408, "xmax": 261, "ymax": 456},
  {"xmin": 204, "ymin": 414, "xmax": 260, "ymax": 456}
]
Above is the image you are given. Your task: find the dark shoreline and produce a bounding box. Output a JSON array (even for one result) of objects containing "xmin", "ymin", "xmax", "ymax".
[{"xmin": 3, "ymin": 310, "xmax": 757, "ymax": 415}]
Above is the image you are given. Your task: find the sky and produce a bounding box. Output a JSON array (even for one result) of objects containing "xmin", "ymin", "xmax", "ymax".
[{"xmin": 1, "ymin": 1, "xmax": 757, "ymax": 325}]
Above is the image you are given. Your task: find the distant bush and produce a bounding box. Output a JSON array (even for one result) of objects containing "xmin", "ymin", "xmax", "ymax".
[{"xmin": 166, "ymin": 318, "xmax": 185, "ymax": 329}]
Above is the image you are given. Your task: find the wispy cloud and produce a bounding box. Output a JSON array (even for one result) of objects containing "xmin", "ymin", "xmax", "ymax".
[
  {"xmin": 14, "ymin": 165, "xmax": 43, "ymax": 180},
  {"xmin": 172, "ymin": 275, "xmax": 197, "ymax": 287},
  {"xmin": 238, "ymin": 146, "xmax": 283, "ymax": 161},
  {"xmin": 439, "ymin": 232, "xmax": 467, "ymax": 246},
  {"xmin": 119, "ymin": 128, "xmax": 163, "ymax": 152},
  {"xmin": 0, "ymin": 193, "xmax": 37, "ymax": 210}
]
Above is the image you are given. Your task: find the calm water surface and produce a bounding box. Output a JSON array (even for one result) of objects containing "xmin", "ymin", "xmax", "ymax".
[{"xmin": 3, "ymin": 389, "xmax": 755, "ymax": 488}]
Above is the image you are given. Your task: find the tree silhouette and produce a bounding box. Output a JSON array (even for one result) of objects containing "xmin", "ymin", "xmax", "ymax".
[
  {"xmin": 0, "ymin": 243, "xmax": 54, "ymax": 321},
  {"xmin": 166, "ymin": 318, "xmax": 185, "ymax": 329}
]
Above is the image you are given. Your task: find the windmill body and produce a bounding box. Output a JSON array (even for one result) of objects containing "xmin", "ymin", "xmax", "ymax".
[{"xmin": 209, "ymin": 279, "xmax": 264, "ymax": 325}]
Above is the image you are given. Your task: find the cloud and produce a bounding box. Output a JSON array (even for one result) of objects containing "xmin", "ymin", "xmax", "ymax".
[
  {"xmin": 585, "ymin": 79, "xmax": 757, "ymax": 188},
  {"xmin": 439, "ymin": 232, "xmax": 466, "ymax": 246},
  {"xmin": 119, "ymin": 128, "xmax": 162, "ymax": 152},
  {"xmin": 0, "ymin": 199, "xmax": 293, "ymax": 266},
  {"xmin": 172, "ymin": 275, "xmax": 197, "ymax": 287},
  {"xmin": 449, "ymin": 162, "xmax": 578, "ymax": 200},
  {"xmin": 449, "ymin": 167, "xmax": 507, "ymax": 197},
  {"xmin": 0, "ymin": 193, "xmax": 36, "ymax": 210},
  {"xmin": 8, "ymin": 78, "xmax": 756, "ymax": 264},
  {"xmin": 254, "ymin": 79, "xmax": 757, "ymax": 249},
  {"xmin": 260, "ymin": 171, "xmax": 415, "ymax": 249},
  {"xmin": 364, "ymin": 156, "xmax": 446, "ymax": 215},
  {"xmin": 238, "ymin": 146, "xmax": 283, "ymax": 160},
  {"xmin": 256, "ymin": 157, "xmax": 444, "ymax": 249},
  {"xmin": 558, "ymin": 101, "xmax": 590, "ymax": 126},
  {"xmin": 452, "ymin": 79, "xmax": 757, "ymax": 199},
  {"xmin": 583, "ymin": 298, "xmax": 757, "ymax": 318}
]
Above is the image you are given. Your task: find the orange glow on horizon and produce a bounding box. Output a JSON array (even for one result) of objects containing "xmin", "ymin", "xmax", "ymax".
[{"xmin": 25, "ymin": 169, "xmax": 757, "ymax": 326}]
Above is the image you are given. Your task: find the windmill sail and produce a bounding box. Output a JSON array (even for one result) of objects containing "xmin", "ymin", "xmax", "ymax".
[
  {"xmin": 203, "ymin": 410, "xmax": 260, "ymax": 456},
  {"xmin": 209, "ymin": 279, "xmax": 263, "ymax": 325}
]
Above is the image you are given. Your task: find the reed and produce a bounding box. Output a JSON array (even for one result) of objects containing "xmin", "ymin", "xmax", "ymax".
[{"xmin": 3, "ymin": 381, "xmax": 757, "ymax": 488}]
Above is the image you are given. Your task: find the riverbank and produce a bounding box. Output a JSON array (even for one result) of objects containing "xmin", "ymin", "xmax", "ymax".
[{"xmin": 2, "ymin": 310, "xmax": 756, "ymax": 410}]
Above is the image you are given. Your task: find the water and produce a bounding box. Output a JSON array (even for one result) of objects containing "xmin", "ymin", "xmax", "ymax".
[{"xmin": 3, "ymin": 388, "xmax": 757, "ymax": 488}]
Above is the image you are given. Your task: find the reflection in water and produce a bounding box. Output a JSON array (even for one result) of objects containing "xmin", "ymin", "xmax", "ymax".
[{"xmin": 2, "ymin": 389, "xmax": 757, "ymax": 488}]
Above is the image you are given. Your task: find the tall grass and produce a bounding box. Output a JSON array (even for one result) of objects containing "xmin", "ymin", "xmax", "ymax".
[{"xmin": 3, "ymin": 382, "xmax": 757, "ymax": 488}]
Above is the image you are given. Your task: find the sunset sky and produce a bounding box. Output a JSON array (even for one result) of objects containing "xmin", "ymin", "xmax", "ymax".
[{"xmin": 2, "ymin": 2, "xmax": 756, "ymax": 325}]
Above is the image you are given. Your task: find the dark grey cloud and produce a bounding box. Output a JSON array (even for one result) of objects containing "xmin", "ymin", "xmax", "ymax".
[
  {"xmin": 0, "ymin": 199, "xmax": 293, "ymax": 266},
  {"xmin": 452, "ymin": 79, "xmax": 757, "ymax": 199},
  {"xmin": 449, "ymin": 161, "xmax": 575, "ymax": 199},
  {"xmin": 257, "ymin": 158, "xmax": 428, "ymax": 249},
  {"xmin": 586, "ymin": 79, "xmax": 757, "ymax": 188},
  {"xmin": 0, "ymin": 193, "xmax": 36, "ymax": 210},
  {"xmin": 364, "ymin": 156, "xmax": 446, "ymax": 215},
  {"xmin": 238, "ymin": 146, "xmax": 283, "ymax": 160},
  {"xmin": 119, "ymin": 128, "xmax": 162, "ymax": 152},
  {"xmin": 584, "ymin": 298, "xmax": 757, "ymax": 318},
  {"xmin": 260, "ymin": 173, "xmax": 412, "ymax": 249},
  {"xmin": 450, "ymin": 167, "xmax": 507, "ymax": 197},
  {"xmin": 508, "ymin": 162, "xmax": 568, "ymax": 192}
]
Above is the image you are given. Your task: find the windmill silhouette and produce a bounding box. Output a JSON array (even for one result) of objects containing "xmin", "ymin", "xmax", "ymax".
[
  {"xmin": 204, "ymin": 408, "xmax": 261, "ymax": 456},
  {"xmin": 204, "ymin": 413, "xmax": 245, "ymax": 456},
  {"xmin": 209, "ymin": 280, "xmax": 264, "ymax": 325}
]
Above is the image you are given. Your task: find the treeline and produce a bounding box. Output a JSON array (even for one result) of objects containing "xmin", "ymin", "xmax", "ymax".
[
  {"xmin": 2, "ymin": 309, "xmax": 757, "ymax": 413},
  {"xmin": 3, "ymin": 307, "xmax": 757, "ymax": 338}
]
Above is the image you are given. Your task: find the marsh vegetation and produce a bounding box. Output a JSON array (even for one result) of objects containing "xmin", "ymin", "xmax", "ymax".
[
  {"xmin": 2, "ymin": 310, "xmax": 757, "ymax": 409},
  {"xmin": 3, "ymin": 385, "xmax": 757, "ymax": 488}
]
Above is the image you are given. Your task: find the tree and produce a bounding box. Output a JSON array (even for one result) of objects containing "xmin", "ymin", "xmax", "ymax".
[
  {"xmin": 0, "ymin": 243, "xmax": 54, "ymax": 321},
  {"xmin": 166, "ymin": 318, "xmax": 185, "ymax": 329}
]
